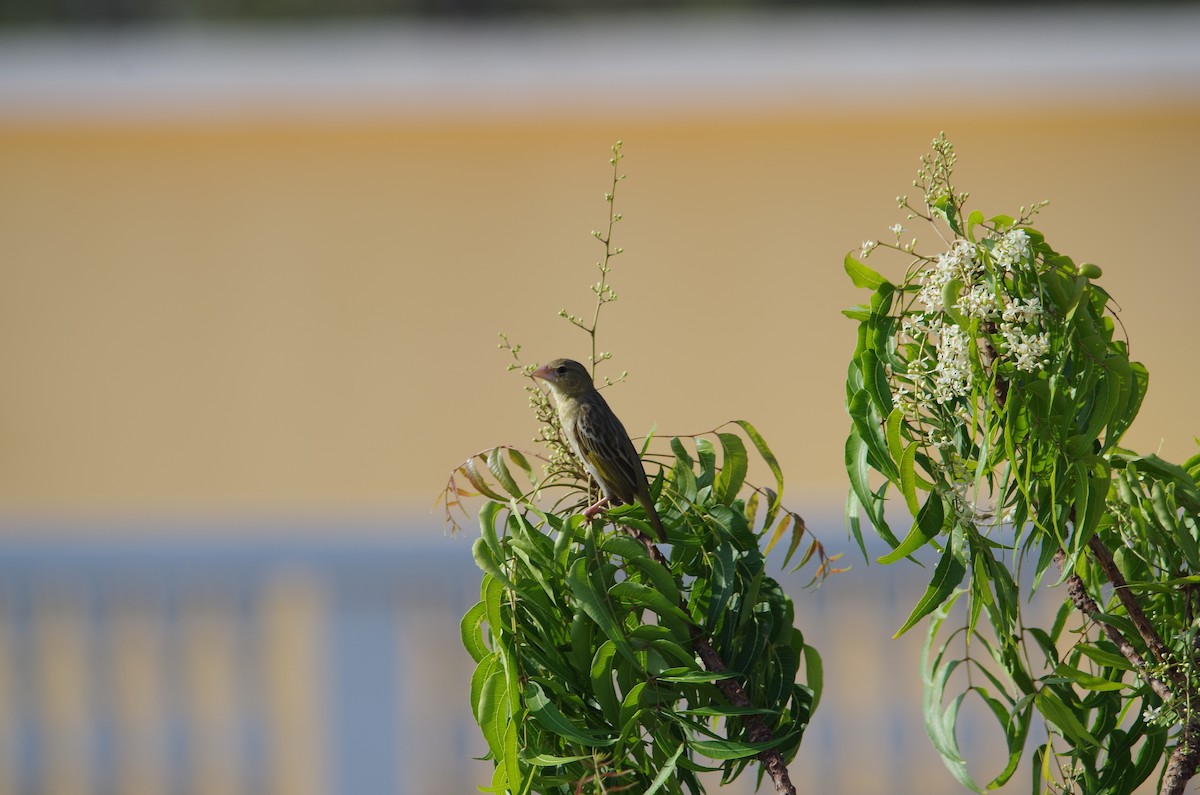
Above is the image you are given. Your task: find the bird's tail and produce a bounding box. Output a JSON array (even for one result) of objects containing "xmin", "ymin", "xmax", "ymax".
[{"xmin": 638, "ymin": 495, "xmax": 666, "ymax": 543}]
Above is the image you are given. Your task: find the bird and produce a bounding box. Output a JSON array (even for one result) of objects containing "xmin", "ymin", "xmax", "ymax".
[{"xmin": 531, "ymin": 358, "xmax": 666, "ymax": 542}]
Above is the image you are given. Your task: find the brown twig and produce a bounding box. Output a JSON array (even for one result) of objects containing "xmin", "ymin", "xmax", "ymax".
[
  {"xmin": 1058, "ymin": 540, "xmax": 1200, "ymax": 795},
  {"xmin": 979, "ymin": 331, "xmax": 1009, "ymax": 408},
  {"xmin": 626, "ymin": 525, "xmax": 798, "ymax": 795},
  {"xmin": 1162, "ymin": 715, "xmax": 1200, "ymax": 795},
  {"xmin": 1087, "ymin": 536, "xmax": 1176, "ymax": 676},
  {"xmin": 1054, "ymin": 548, "xmax": 1171, "ymax": 701}
]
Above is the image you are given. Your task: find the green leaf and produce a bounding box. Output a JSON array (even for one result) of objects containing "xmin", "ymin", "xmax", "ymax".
[
  {"xmin": 695, "ymin": 437, "xmax": 717, "ymax": 490},
  {"xmin": 1075, "ymin": 643, "xmax": 1134, "ymax": 672},
  {"xmin": 478, "ymin": 500, "xmax": 507, "ymax": 561},
  {"xmin": 930, "ymin": 193, "xmax": 962, "ymax": 235},
  {"xmin": 475, "ymin": 660, "xmax": 510, "ymax": 761},
  {"xmin": 1051, "ymin": 663, "xmax": 1127, "ymax": 692},
  {"xmin": 1035, "ymin": 689, "xmax": 1100, "ymax": 748},
  {"xmin": 609, "ymin": 581, "xmax": 692, "ymax": 633},
  {"xmin": 894, "ymin": 536, "xmax": 965, "ymax": 637},
  {"xmin": 567, "ymin": 558, "xmax": 638, "ymax": 667},
  {"xmin": 506, "ymin": 447, "xmax": 532, "ymax": 476},
  {"xmin": 472, "ymin": 536, "xmax": 516, "ymax": 591},
  {"xmin": 878, "ymin": 491, "xmax": 945, "ymax": 565},
  {"xmin": 481, "ymin": 574, "xmax": 504, "ymax": 645},
  {"xmin": 714, "ymin": 432, "xmax": 748, "ymax": 506},
  {"xmin": 763, "ymin": 512, "xmax": 792, "ymax": 557},
  {"xmin": 885, "ymin": 407, "xmax": 904, "ymax": 462},
  {"xmin": 523, "ymin": 753, "xmax": 593, "ymax": 767},
  {"xmin": 898, "ymin": 441, "xmax": 921, "ymax": 516},
  {"xmin": 966, "ymin": 209, "xmax": 985, "ymax": 241},
  {"xmin": 589, "ymin": 641, "xmax": 621, "ymax": 722},
  {"xmin": 680, "ymin": 705, "xmax": 778, "ymax": 717},
  {"xmin": 687, "ymin": 732, "xmax": 796, "ymax": 761},
  {"xmin": 643, "ymin": 742, "xmax": 687, "ymax": 795},
  {"xmin": 523, "ymin": 681, "xmax": 616, "ymax": 746},
  {"xmin": 804, "ymin": 645, "xmax": 824, "ymax": 714},
  {"xmin": 669, "ymin": 437, "xmax": 699, "ymax": 505},
  {"xmin": 460, "ymin": 600, "xmax": 491, "ymax": 663},
  {"xmin": 1072, "ymin": 475, "xmax": 1111, "ymax": 553},
  {"xmin": 1108, "ymin": 361, "xmax": 1149, "ymax": 446},
  {"xmin": 729, "ymin": 422, "xmax": 787, "ymax": 511},
  {"xmin": 861, "ymin": 349, "xmax": 895, "ymax": 416},
  {"xmin": 655, "ymin": 669, "xmax": 739, "ymax": 683},
  {"xmin": 844, "ymin": 252, "xmax": 887, "ymax": 289},
  {"xmin": 974, "ymin": 686, "xmax": 1031, "ymax": 789},
  {"xmin": 849, "ymin": 389, "xmax": 898, "ymax": 482},
  {"xmin": 602, "ymin": 535, "xmax": 681, "ymax": 604},
  {"xmin": 842, "ymin": 304, "xmax": 871, "ymax": 321},
  {"xmin": 462, "ymin": 456, "xmax": 509, "ymax": 502},
  {"xmin": 487, "ymin": 446, "xmax": 524, "ymax": 498},
  {"xmin": 706, "ymin": 542, "xmax": 737, "ymax": 631},
  {"xmin": 924, "ymin": 670, "xmax": 977, "ymax": 792}
]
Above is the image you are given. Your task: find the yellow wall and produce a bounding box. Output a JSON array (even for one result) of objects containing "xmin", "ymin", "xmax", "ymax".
[{"xmin": 2, "ymin": 107, "xmax": 1198, "ymax": 526}]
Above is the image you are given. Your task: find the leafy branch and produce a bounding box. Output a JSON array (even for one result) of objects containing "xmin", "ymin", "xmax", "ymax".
[
  {"xmin": 844, "ymin": 134, "xmax": 1200, "ymax": 795},
  {"xmin": 444, "ymin": 143, "xmax": 834, "ymax": 794}
]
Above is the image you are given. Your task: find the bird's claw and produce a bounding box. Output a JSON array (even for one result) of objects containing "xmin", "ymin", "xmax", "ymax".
[{"xmin": 582, "ymin": 498, "xmax": 610, "ymax": 520}]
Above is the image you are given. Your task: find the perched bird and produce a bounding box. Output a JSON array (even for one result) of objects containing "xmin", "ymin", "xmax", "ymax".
[{"xmin": 532, "ymin": 358, "xmax": 666, "ymax": 542}]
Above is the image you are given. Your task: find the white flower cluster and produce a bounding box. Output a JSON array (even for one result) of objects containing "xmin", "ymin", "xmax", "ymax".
[
  {"xmin": 991, "ymin": 228, "xmax": 1031, "ymax": 272},
  {"xmin": 897, "ymin": 228, "xmax": 1053, "ymax": 411},
  {"xmin": 996, "ymin": 295, "xmax": 1049, "ymax": 372},
  {"xmin": 957, "ymin": 283, "xmax": 998, "ymax": 320},
  {"xmin": 932, "ymin": 323, "xmax": 973, "ymax": 403},
  {"xmin": 1000, "ymin": 324, "xmax": 1050, "ymax": 372},
  {"xmin": 1001, "ymin": 296, "xmax": 1043, "ymax": 325},
  {"xmin": 916, "ymin": 239, "xmax": 981, "ymax": 312}
]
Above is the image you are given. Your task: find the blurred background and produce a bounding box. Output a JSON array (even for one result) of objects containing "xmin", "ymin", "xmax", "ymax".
[{"xmin": 1, "ymin": 1, "xmax": 1198, "ymax": 793}]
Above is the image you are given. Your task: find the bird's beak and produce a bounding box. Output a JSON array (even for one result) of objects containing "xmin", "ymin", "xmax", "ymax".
[{"xmin": 531, "ymin": 364, "xmax": 553, "ymax": 382}]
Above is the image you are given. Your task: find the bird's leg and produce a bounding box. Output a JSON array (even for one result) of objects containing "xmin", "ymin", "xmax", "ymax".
[{"xmin": 582, "ymin": 497, "xmax": 611, "ymax": 520}]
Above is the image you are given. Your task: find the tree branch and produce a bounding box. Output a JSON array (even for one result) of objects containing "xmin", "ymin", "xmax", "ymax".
[
  {"xmin": 1162, "ymin": 717, "xmax": 1200, "ymax": 795},
  {"xmin": 630, "ymin": 527, "xmax": 798, "ymax": 795},
  {"xmin": 1058, "ymin": 539, "xmax": 1200, "ymax": 795},
  {"xmin": 1087, "ymin": 536, "xmax": 1176, "ymax": 676},
  {"xmin": 1054, "ymin": 548, "xmax": 1172, "ymax": 702},
  {"xmin": 693, "ymin": 634, "xmax": 797, "ymax": 795}
]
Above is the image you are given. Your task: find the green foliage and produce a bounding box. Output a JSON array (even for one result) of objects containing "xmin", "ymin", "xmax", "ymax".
[
  {"xmin": 844, "ymin": 134, "xmax": 1200, "ymax": 793},
  {"xmin": 447, "ymin": 142, "xmax": 832, "ymax": 794},
  {"xmin": 462, "ymin": 423, "xmax": 826, "ymax": 794}
]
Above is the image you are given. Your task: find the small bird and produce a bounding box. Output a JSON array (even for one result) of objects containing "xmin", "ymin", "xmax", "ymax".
[{"xmin": 532, "ymin": 358, "xmax": 666, "ymax": 542}]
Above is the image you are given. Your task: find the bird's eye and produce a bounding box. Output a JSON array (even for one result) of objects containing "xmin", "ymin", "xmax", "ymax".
[{"xmin": 556, "ymin": 366, "xmax": 568, "ymax": 376}]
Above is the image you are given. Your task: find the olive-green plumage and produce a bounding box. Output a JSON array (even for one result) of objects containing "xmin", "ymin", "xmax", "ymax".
[{"xmin": 532, "ymin": 358, "xmax": 665, "ymax": 542}]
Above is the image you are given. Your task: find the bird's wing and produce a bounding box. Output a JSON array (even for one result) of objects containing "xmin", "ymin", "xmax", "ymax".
[{"xmin": 571, "ymin": 398, "xmax": 646, "ymax": 504}]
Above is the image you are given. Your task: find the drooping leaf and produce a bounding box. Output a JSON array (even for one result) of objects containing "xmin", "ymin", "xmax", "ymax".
[
  {"xmin": 879, "ymin": 491, "xmax": 945, "ymax": 565},
  {"xmin": 714, "ymin": 432, "xmax": 748, "ymax": 506},
  {"xmin": 895, "ymin": 536, "xmax": 966, "ymax": 637}
]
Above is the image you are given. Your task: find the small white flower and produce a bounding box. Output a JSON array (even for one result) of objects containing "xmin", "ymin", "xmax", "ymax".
[
  {"xmin": 861, "ymin": 240, "xmax": 878, "ymax": 257},
  {"xmin": 889, "ymin": 223, "xmax": 905, "ymax": 235}
]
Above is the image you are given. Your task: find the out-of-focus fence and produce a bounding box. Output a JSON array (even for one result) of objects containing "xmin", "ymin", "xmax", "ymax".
[
  {"xmin": 0, "ymin": 530, "xmax": 483, "ymax": 795},
  {"xmin": 0, "ymin": 520, "xmax": 1050, "ymax": 794}
]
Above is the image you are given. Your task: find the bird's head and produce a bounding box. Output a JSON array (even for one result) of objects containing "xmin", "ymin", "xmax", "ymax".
[{"xmin": 531, "ymin": 358, "xmax": 594, "ymax": 399}]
